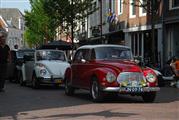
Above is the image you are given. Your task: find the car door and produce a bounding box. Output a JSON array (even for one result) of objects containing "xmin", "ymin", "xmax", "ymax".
[
  {"xmin": 78, "ymin": 49, "xmax": 92, "ymax": 88},
  {"xmin": 71, "ymin": 50, "xmax": 83, "ymax": 87},
  {"xmin": 72, "ymin": 49, "xmax": 91, "ymax": 89}
]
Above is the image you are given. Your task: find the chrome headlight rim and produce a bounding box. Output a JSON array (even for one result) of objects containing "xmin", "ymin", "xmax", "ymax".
[
  {"xmin": 106, "ymin": 72, "xmax": 116, "ymax": 83},
  {"xmin": 40, "ymin": 68, "xmax": 47, "ymax": 76},
  {"xmin": 146, "ymin": 73, "xmax": 156, "ymax": 83}
]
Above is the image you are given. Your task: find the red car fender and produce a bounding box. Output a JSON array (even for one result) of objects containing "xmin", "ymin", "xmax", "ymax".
[
  {"xmin": 90, "ymin": 67, "xmax": 119, "ymax": 87},
  {"xmin": 64, "ymin": 67, "xmax": 72, "ymax": 82},
  {"xmin": 142, "ymin": 68, "xmax": 158, "ymax": 87}
]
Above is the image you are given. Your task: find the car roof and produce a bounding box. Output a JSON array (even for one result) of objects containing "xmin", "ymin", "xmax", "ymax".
[
  {"xmin": 78, "ymin": 44, "xmax": 130, "ymax": 50},
  {"xmin": 36, "ymin": 49, "xmax": 64, "ymax": 52},
  {"xmin": 18, "ymin": 49, "xmax": 35, "ymax": 52}
]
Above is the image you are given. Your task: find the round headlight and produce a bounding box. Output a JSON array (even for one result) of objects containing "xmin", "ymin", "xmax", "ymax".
[
  {"xmin": 146, "ymin": 73, "xmax": 156, "ymax": 83},
  {"xmin": 40, "ymin": 69, "xmax": 47, "ymax": 76},
  {"xmin": 106, "ymin": 72, "xmax": 116, "ymax": 83}
]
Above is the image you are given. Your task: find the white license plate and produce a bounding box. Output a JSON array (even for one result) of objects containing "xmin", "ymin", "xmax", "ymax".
[
  {"xmin": 126, "ymin": 87, "xmax": 143, "ymax": 92},
  {"xmin": 55, "ymin": 79, "xmax": 62, "ymax": 83}
]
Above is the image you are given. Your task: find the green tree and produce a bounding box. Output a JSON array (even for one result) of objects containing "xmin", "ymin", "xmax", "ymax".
[
  {"xmin": 24, "ymin": 0, "xmax": 96, "ymax": 47},
  {"xmin": 24, "ymin": 0, "xmax": 51, "ymax": 47},
  {"xmin": 44, "ymin": 0, "xmax": 97, "ymax": 46}
]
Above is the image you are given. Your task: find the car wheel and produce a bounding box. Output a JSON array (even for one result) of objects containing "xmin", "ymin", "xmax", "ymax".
[
  {"xmin": 90, "ymin": 79, "xmax": 103, "ymax": 102},
  {"xmin": 32, "ymin": 74, "xmax": 40, "ymax": 89},
  {"xmin": 19, "ymin": 72, "xmax": 25, "ymax": 86},
  {"xmin": 65, "ymin": 78, "xmax": 75, "ymax": 96},
  {"xmin": 142, "ymin": 92, "xmax": 156, "ymax": 103}
]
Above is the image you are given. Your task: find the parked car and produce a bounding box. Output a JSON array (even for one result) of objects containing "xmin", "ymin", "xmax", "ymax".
[
  {"xmin": 7, "ymin": 49, "xmax": 35, "ymax": 82},
  {"xmin": 64, "ymin": 44, "xmax": 160, "ymax": 102},
  {"xmin": 19, "ymin": 49, "xmax": 70, "ymax": 88}
]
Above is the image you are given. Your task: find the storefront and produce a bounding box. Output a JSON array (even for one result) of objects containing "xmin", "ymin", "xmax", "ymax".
[
  {"xmin": 124, "ymin": 24, "xmax": 163, "ymax": 66},
  {"xmin": 164, "ymin": 23, "xmax": 179, "ymax": 62}
]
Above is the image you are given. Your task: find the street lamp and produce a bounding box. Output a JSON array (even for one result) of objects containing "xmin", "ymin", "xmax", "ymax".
[{"xmin": 99, "ymin": 0, "xmax": 102, "ymax": 43}]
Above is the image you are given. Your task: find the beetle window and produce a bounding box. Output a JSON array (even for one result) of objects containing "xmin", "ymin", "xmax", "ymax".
[{"xmin": 36, "ymin": 50, "xmax": 66, "ymax": 61}]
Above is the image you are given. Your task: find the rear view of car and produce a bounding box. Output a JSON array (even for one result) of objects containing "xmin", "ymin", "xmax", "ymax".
[{"xmin": 7, "ymin": 49, "xmax": 34, "ymax": 82}]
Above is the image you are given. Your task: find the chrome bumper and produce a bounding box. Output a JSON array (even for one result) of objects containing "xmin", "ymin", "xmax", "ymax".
[{"xmin": 103, "ymin": 87, "xmax": 160, "ymax": 93}]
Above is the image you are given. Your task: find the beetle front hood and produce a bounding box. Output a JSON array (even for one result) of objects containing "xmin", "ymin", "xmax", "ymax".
[
  {"xmin": 38, "ymin": 61, "xmax": 70, "ymax": 77},
  {"xmin": 97, "ymin": 60, "xmax": 142, "ymax": 72}
]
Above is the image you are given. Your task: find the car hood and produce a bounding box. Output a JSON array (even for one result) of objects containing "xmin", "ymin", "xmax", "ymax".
[
  {"xmin": 38, "ymin": 60, "xmax": 70, "ymax": 77},
  {"xmin": 96, "ymin": 60, "xmax": 142, "ymax": 72}
]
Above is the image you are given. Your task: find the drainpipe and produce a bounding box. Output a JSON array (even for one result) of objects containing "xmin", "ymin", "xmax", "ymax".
[
  {"xmin": 151, "ymin": 0, "xmax": 156, "ymax": 65},
  {"xmin": 161, "ymin": 0, "xmax": 164, "ymax": 68},
  {"xmin": 99, "ymin": 0, "xmax": 102, "ymax": 43}
]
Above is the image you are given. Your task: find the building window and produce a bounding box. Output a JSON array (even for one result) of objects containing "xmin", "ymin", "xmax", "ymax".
[
  {"xmin": 170, "ymin": 0, "xmax": 179, "ymax": 9},
  {"xmin": 139, "ymin": 0, "xmax": 147, "ymax": 16},
  {"xmin": 130, "ymin": 0, "xmax": 136, "ymax": 18},
  {"xmin": 172, "ymin": 0, "xmax": 179, "ymax": 7},
  {"xmin": 118, "ymin": 0, "xmax": 123, "ymax": 15},
  {"xmin": 111, "ymin": 0, "xmax": 116, "ymax": 13},
  {"xmin": 131, "ymin": 33, "xmax": 143, "ymax": 57}
]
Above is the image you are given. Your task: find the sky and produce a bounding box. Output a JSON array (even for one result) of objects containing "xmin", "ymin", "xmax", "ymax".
[{"xmin": 0, "ymin": 0, "xmax": 31, "ymax": 14}]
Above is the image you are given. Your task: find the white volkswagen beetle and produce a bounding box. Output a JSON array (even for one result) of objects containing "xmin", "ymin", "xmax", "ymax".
[{"xmin": 19, "ymin": 49, "xmax": 70, "ymax": 88}]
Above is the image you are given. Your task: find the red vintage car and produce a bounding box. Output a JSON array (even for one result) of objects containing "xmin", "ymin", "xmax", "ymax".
[{"xmin": 64, "ymin": 45, "xmax": 160, "ymax": 102}]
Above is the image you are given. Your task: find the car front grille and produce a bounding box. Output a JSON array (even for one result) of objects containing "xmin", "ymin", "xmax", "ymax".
[{"xmin": 117, "ymin": 72, "xmax": 146, "ymax": 87}]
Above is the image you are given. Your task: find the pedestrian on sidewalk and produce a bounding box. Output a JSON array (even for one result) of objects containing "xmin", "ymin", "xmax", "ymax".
[{"xmin": 0, "ymin": 30, "xmax": 11, "ymax": 92}]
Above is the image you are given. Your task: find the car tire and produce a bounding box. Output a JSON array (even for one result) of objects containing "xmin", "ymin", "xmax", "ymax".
[
  {"xmin": 65, "ymin": 78, "xmax": 75, "ymax": 96},
  {"xmin": 32, "ymin": 74, "xmax": 40, "ymax": 89},
  {"xmin": 142, "ymin": 92, "xmax": 156, "ymax": 103},
  {"xmin": 19, "ymin": 72, "xmax": 26, "ymax": 86},
  {"xmin": 90, "ymin": 78, "xmax": 103, "ymax": 102}
]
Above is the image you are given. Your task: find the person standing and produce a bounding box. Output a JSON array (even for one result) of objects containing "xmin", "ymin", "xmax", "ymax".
[{"xmin": 0, "ymin": 30, "xmax": 11, "ymax": 92}]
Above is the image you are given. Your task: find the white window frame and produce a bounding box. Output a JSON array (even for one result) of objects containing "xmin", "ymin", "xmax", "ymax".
[
  {"xmin": 139, "ymin": 0, "xmax": 147, "ymax": 17},
  {"xmin": 129, "ymin": 0, "xmax": 136, "ymax": 18},
  {"xmin": 111, "ymin": 0, "xmax": 116, "ymax": 13},
  {"xmin": 118, "ymin": 0, "xmax": 123, "ymax": 15},
  {"xmin": 169, "ymin": 0, "xmax": 179, "ymax": 10}
]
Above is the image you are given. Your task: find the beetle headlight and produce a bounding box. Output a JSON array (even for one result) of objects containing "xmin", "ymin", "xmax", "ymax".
[
  {"xmin": 40, "ymin": 69, "xmax": 47, "ymax": 76},
  {"xmin": 146, "ymin": 73, "xmax": 156, "ymax": 83},
  {"xmin": 106, "ymin": 72, "xmax": 116, "ymax": 83}
]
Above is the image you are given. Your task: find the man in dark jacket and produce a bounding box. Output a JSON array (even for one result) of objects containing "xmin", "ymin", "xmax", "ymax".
[{"xmin": 0, "ymin": 30, "xmax": 11, "ymax": 92}]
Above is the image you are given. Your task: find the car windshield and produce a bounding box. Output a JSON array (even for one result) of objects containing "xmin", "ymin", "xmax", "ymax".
[
  {"xmin": 17, "ymin": 50, "xmax": 34, "ymax": 58},
  {"xmin": 94, "ymin": 47, "xmax": 132, "ymax": 60},
  {"xmin": 36, "ymin": 50, "xmax": 66, "ymax": 61}
]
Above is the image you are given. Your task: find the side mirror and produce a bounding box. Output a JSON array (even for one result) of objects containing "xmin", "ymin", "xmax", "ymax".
[
  {"xmin": 134, "ymin": 56, "xmax": 144, "ymax": 66},
  {"xmin": 134, "ymin": 59, "xmax": 140, "ymax": 64},
  {"xmin": 81, "ymin": 58, "xmax": 86, "ymax": 63}
]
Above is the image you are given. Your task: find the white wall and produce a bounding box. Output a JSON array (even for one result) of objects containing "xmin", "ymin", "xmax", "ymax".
[{"xmin": 7, "ymin": 28, "xmax": 23, "ymax": 50}]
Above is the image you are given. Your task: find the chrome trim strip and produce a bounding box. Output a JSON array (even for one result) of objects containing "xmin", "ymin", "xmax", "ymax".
[{"xmin": 103, "ymin": 87, "xmax": 160, "ymax": 92}]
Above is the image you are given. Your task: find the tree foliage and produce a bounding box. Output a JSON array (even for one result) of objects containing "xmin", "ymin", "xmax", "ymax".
[
  {"xmin": 24, "ymin": 0, "xmax": 52, "ymax": 47},
  {"xmin": 24, "ymin": 0, "xmax": 96, "ymax": 47}
]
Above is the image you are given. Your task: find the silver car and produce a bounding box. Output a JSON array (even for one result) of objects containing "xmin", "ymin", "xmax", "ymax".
[{"xmin": 20, "ymin": 49, "xmax": 70, "ymax": 88}]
